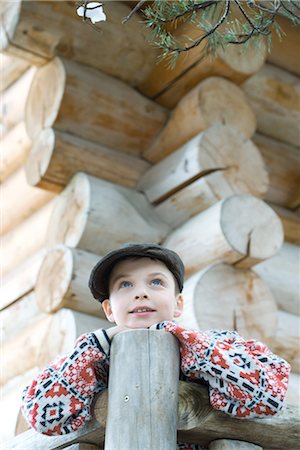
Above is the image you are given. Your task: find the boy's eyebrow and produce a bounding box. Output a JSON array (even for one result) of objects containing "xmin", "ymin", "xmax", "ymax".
[
  {"xmin": 110, "ymin": 273, "xmax": 130, "ymax": 286},
  {"xmin": 148, "ymin": 272, "xmax": 168, "ymax": 279}
]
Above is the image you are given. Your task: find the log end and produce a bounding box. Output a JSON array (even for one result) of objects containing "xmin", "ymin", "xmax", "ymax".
[
  {"xmin": 25, "ymin": 127, "xmax": 55, "ymax": 188},
  {"xmin": 198, "ymin": 77, "xmax": 257, "ymax": 139},
  {"xmin": 36, "ymin": 245, "xmax": 73, "ymax": 313},
  {"xmin": 221, "ymin": 195, "xmax": 284, "ymax": 263},
  {"xmin": 0, "ymin": 1, "xmax": 21, "ymax": 51},
  {"xmin": 25, "ymin": 57, "xmax": 65, "ymax": 140},
  {"xmin": 218, "ymin": 40, "xmax": 267, "ymax": 80},
  {"xmin": 46, "ymin": 172, "xmax": 90, "ymax": 247}
]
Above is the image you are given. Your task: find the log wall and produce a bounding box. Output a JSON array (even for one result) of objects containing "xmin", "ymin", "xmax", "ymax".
[{"xmin": 1, "ymin": 2, "xmax": 299, "ymax": 447}]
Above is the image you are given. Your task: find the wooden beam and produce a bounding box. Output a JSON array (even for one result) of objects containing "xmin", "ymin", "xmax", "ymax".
[
  {"xmin": 35, "ymin": 245, "xmax": 105, "ymax": 317},
  {"xmin": 0, "ymin": 0, "xmax": 157, "ymax": 86},
  {"xmin": 1, "ymin": 167, "xmax": 56, "ymax": 235},
  {"xmin": 254, "ymin": 242, "xmax": 300, "ymax": 316},
  {"xmin": 94, "ymin": 381, "xmax": 299, "ymax": 450},
  {"xmin": 209, "ymin": 440, "xmax": 262, "ymax": 450},
  {"xmin": 3, "ymin": 380, "xmax": 299, "ymax": 449},
  {"xmin": 242, "ymin": 64, "xmax": 300, "ymax": 148},
  {"xmin": 46, "ymin": 173, "xmax": 170, "ymax": 255},
  {"xmin": 269, "ymin": 204, "xmax": 300, "ymax": 245},
  {"xmin": 25, "ymin": 128, "xmax": 150, "ymax": 192},
  {"xmin": 178, "ymin": 263, "xmax": 277, "ymax": 343},
  {"xmin": 104, "ymin": 330, "xmax": 179, "ymax": 449},
  {"xmin": 138, "ymin": 125, "xmax": 268, "ymax": 227},
  {"xmin": 139, "ymin": 30, "xmax": 266, "ymax": 109},
  {"xmin": 25, "ymin": 57, "xmax": 168, "ymax": 156},
  {"xmin": 253, "ymin": 133, "xmax": 300, "ymax": 209},
  {"xmin": 0, "ymin": 121, "xmax": 32, "ymax": 182},
  {"xmin": 143, "ymin": 77, "xmax": 256, "ymax": 163},
  {"xmin": 0, "ymin": 53, "xmax": 30, "ymax": 92},
  {"xmin": 163, "ymin": 195, "xmax": 284, "ymax": 277}
]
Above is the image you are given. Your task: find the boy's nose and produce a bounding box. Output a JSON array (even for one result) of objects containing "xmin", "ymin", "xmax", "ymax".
[{"xmin": 134, "ymin": 291, "xmax": 149, "ymax": 300}]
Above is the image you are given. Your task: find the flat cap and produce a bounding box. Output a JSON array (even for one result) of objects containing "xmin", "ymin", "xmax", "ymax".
[{"xmin": 89, "ymin": 243, "xmax": 184, "ymax": 303}]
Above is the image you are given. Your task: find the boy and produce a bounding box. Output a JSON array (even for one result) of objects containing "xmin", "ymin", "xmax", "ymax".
[{"xmin": 22, "ymin": 243, "xmax": 290, "ymax": 449}]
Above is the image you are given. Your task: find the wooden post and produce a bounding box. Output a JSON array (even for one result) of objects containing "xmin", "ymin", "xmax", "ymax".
[
  {"xmin": 0, "ymin": 53, "xmax": 30, "ymax": 92},
  {"xmin": 105, "ymin": 330, "xmax": 180, "ymax": 450}
]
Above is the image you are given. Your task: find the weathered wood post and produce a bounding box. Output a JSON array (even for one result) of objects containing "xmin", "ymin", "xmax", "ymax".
[{"xmin": 104, "ymin": 329, "xmax": 180, "ymax": 450}]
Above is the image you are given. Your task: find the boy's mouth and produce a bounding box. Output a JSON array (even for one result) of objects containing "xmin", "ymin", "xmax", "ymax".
[{"xmin": 129, "ymin": 307, "xmax": 156, "ymax": 314}]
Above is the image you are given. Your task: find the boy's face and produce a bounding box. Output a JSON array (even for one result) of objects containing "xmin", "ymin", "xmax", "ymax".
[{"xmin": 102, "ymin": 258, "xmax": 183, "ymax": 329}]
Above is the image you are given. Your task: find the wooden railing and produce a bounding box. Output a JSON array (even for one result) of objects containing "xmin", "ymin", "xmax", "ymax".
[{"xmin": 3, "ymin": 331, "xmax": 299, "ymax": 450}]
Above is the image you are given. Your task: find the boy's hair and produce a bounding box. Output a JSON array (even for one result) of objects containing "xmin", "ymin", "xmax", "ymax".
[{"xmin": 89, "ymin": 243, "xmax": 184, "ymax": 303}]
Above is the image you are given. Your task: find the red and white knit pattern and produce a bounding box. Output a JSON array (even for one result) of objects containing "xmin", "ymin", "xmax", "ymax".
[{"xmin": 22, "ymin": 323, "xmax": 290, "ymax": 448}]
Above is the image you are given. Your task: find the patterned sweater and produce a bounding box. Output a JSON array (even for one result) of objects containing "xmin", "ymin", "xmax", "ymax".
[{"xmin": 22, "ymin": 321, "xmax": 290, "ymax": 449}]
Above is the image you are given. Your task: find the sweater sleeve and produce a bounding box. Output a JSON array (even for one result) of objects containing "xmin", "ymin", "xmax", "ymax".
[
  {"xmin": 21, "ymin": 329, "xmax": 110, "ymax": 435},
  {"xmin": 156, "ymin": 322, "xmax": 290, "ymax": 419}
]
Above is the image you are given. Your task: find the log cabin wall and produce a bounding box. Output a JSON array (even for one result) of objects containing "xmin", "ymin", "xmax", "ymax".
[{"xmin": 1, "ymin": 1, "xmax": 299, "ymax": 446}]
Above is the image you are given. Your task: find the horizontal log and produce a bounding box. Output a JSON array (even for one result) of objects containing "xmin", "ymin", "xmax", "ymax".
[
  {"xmin": 0, "ymin": 121, "xmax": 32, "ymax": 182},
  {"xmin": 139, "ymin": 29, "xmax": 266, "ymax": 108},
  {"xmin": 25, "ymin": 57, "xmax": 168, "ymax": 155},
  {"xmin": 0, "ymin": 53, "xmax": 30, "ymax": 92},
  {"xmin": 3, "ymin": 380, "xmax": 299, "ymax": 450},
  {"xmin": 1, "ymin": 368, "xmax": 40, "ymax": 443},
  {"xmin": 1, "ymin": 1, "xmax": 157, "ymax": 85},
  {"xmin": 242, "ymin": 64, "xmax": 300, "ymax": 148},
  {"xmin": 36, "ymin": 245, "xmax": 105, "ymax": 317},
  {"xmin": 1, "ymin": 199, "xmax": 56, "ymax": 276},
  {"xmin": 1, "ymin": 250, "xmax": 46, "ymax": 310},
  {"xmin": 266, "ymin": 15, "xmax": 300, "ymax": 77},
  {"xmin": 138, "ymin": 125, "xmax": 268, "ymax": 227},
  {"xmin": 178, "ymin": 263, "xmax": 277, "ymax": 343},
  {"xmin": 254, "ymin": 243, "xmax": 300, "ymax": 316},
  {"xmin": 1, "ymin": 308, "xmax": 110, "ymax": 385},
  {"xmin": 286, "ymin": 372, "xmax": 300, "ymax": 407},
  {"xmin": 268, "ymin": 310, "xmax": 300, "ymax": 374},
  {"xmin": 25, "ymin": 128, "xmax": 150, "ymax": 192},
  {"xmin": 143, "ymin": 77, "xmax": 256, "ymax": 163},
  {"xmin": 94, "ymin": 382, "xmax": 299, "ymax": 450},
  {"xmin": 164, "ymin": 194, "xmax": 284, "ymax": 277},
  {"xmin": 269, "ymin": 204, "xmax": 300, "ymax": 245},
  {"xmin": 1, "ymin": 67, "xmax": 36, "ymax": 135},
  {"xmin": 253, "ymin": 133, "xmax": 300, "ymax": 209},
  {"xmin": 209, "ymin": 440, "xmax": 262, "ymax": 450},
  {"xmin": 1, "ymin": 167, "xmax": 56, "ymax": 235},
  {"xmin": 46, "ymin": 172, "xmax": 170, "ymax": 255},
  {"xmin": 0, "ymin": 292, "xmax": 46, "ymax": 344}
]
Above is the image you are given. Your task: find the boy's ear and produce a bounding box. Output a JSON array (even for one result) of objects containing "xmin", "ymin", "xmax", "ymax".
[
  {"xmin": 102, "ymin": 299, "xmax": 115, "ymax": 323},
  {"xmin": 174, "ymin": 293, "xmax": 184, "ymax": 318}
]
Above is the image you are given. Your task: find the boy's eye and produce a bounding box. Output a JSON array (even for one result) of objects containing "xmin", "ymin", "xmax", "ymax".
[
  {"xmin": 120, "ymin": 280, "xmax": 133, "ymax": 288},
  {"xmin": 150, "ymin": 279, "xmax": 163, "ymax": 286}
]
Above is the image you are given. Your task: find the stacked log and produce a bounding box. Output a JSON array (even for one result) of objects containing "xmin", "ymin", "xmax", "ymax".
[
  {"xmin": 24, "ymin": 57, "xmax": 168, "ymax": 155},
  {"xmin": 24, "ymin": 128, "xmax": 150, "ymax": 192},
  {"xmin": 35, "ymin": 245, "xmax": 105, "ymax": 317},
  {"xmin": 1, "ymin": 308, "xmax": 109, "ymax": 386},
  {"xmin": 163, "ymin": 194, "xmax": 284, "ymax": 276},
  {"xmin": 138, "ymin": 125, "xmax": 268, "ymax": 227},
  {"xmin": 0, "ymin": 1, "xmax": 157, "ymax": 86},
  {"xmin": 143, "ymin": 76, "xmax": 256, "ymax": 162},
  {"xmin": 138, "ymin": 23, "xmax": 266, "ymax": 108},
  {"xmin": 178, "ymin": 263, "xmax": 277, "ymax": 343},
  {"xmin": 45, "ymin": 172, "xmax": 170, "ymax": 254},
  {"xmin": 0, "ymin": 53, "xmax": 30, "ymax": 92},
  {"xmin": 242, "ymin": 64, "xmax": 300, "ymax": 148}
]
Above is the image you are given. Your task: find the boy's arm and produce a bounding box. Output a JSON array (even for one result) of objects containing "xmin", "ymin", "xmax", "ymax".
[
  {"xmin": 156, "ymin": 322, "xmax": 290, "ymax": 419},
  {"xmin": 22, "ymin": 329, "xmax": 110, "ymax": 436}
]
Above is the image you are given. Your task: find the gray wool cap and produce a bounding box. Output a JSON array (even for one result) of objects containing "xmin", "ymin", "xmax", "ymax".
[{"xmin": 89, "ymin": 243, "xmax": 185, "ymax": 303}]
